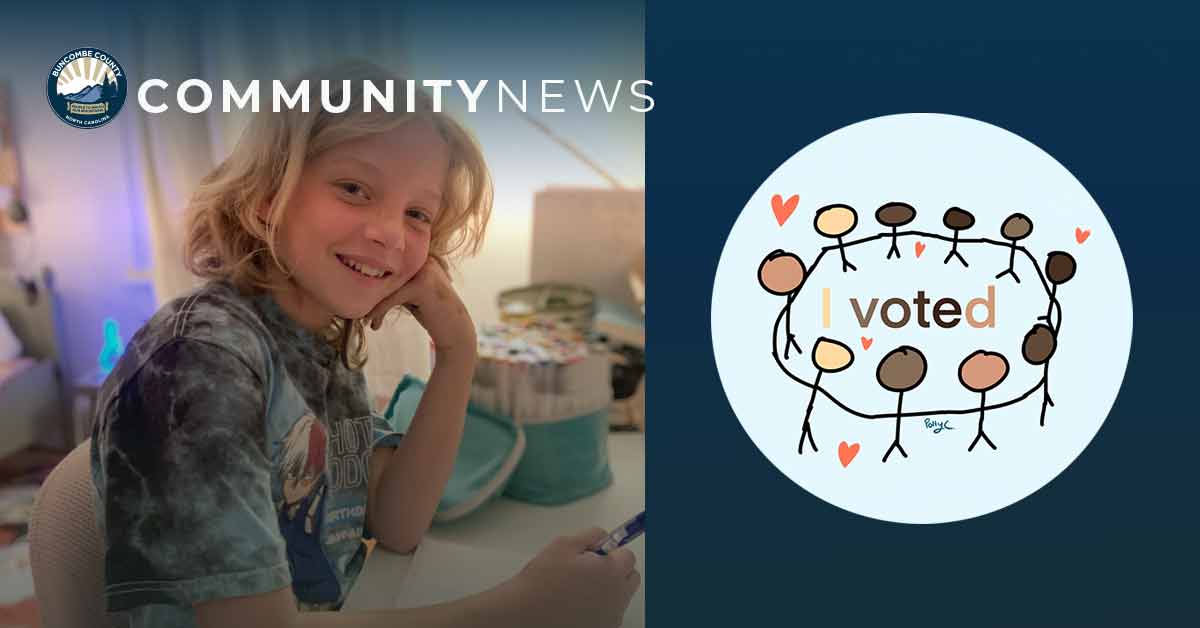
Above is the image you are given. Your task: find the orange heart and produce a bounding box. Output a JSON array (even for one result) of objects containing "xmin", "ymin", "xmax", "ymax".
[
  {"xmin": 771, "ymin": 194, "xmax": 799, "ymax": 226},
  {"xmin": 860, "ymin": 336, "xmax": 873, "ymax": 350},
  {"xmin": 838, "ymin": 441, "xmax": 860, "ymax": 467},
  {"xmin": 914, "ymin": 241, "xmax": 926, "ymax": 257},
  {"xmin": 1075, "ymin": 227, "xmax": 1091, "ymax": 244}
]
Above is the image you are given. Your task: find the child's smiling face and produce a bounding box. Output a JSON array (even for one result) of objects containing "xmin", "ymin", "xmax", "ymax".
[{"xmin": 266, "ymin": 119, "xmax": 450, "ymax": 330}]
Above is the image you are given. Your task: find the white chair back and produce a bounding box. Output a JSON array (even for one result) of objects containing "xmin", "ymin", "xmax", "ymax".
[{"xmin": 29, "ymin": 439, "xmax": 120, "ymax": 627}]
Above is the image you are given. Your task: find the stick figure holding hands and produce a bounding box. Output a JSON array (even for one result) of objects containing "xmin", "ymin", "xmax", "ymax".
[
  {"xmin": 814, "ymin": 204, "xmax": 859, "ymax": 272},
  {"xmin": 995, "ymin": 213, "xmax": 1033, "ymax": 283},
  {"xmin": 960, "ymin": 350, "xmax": 1010, "ymax": 452},
  {"xmin": 759, "ymin": 249, "xmax": 806, "ymax": 359}
]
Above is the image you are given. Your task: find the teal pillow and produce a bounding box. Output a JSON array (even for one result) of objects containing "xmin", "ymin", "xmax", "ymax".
[{"xmin": 385, "ymin": 375, "xmax": 525, "ymax": 521}]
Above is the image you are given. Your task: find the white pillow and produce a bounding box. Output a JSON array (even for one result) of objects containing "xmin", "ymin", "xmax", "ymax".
[{"xmin": 0, "ymin": 311, "xmax": 23, "ymax": 361}]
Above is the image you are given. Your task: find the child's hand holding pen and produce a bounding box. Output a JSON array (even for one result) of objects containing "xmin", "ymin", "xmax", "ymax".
[{"xmin": 502, "ymin": 527, "xmax": 641, "ymax": 628}]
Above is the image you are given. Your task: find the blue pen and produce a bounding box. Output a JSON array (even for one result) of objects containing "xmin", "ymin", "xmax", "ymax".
[{"xmin": 591, "ymin": 511, "xmax": 645, "ymax": 555}]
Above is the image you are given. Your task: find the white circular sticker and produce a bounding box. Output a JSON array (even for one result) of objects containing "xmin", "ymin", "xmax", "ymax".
[{"xmin": 711, "ymin": 113, "xmax": 1132, "ymax": 524}]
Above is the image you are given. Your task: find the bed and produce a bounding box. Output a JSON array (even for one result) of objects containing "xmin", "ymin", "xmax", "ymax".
[{"xmin": 0, "ymin": 267, "xmax": 65, "ymax": 459}]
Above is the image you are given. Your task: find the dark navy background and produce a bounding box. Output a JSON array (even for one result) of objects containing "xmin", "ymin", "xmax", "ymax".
[{"xmin": 647, "ymin": 6, "xmax": 1199, "ymax": 626}]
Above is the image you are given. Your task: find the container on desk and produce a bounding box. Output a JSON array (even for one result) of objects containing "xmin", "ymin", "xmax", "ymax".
[
  {"xmin": 466, "ymin": 317, "xmax": 616, "ymax": 507},
  {"xmin": 503, "ymin": 404, "xmax": 613, "ymax": 505}
]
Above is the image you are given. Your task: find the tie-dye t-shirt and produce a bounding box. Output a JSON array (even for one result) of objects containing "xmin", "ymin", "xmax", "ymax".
[{"xmin": 90, "ymin": 279, "xmax": 404, "ymax": 626}]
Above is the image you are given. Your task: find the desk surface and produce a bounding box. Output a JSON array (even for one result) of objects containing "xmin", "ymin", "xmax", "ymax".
[{"xmin": 345, "ymin": 432, "xmax": 645, "ymax": 626}]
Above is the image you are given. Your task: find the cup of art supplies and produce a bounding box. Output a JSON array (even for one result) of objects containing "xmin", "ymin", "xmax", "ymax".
[{"xmin": 471, "ymin": 319, "xmax": 614, "ymax": 505}]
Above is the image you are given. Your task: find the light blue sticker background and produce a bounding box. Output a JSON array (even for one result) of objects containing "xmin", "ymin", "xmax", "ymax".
[{"xmin": 711, "ymin": 113, "xmax": 1133, "ymax": 524}]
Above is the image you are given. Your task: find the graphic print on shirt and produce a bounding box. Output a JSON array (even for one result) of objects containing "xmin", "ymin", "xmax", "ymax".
[{"xmin": 276, "ymin": 413, "xmax": 340, "ymax": 605}]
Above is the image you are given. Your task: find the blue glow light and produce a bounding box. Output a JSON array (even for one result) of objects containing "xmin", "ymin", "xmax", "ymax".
[{"xmin": 98, "ymin": 317, "xmax": 124, "ymax": 375}]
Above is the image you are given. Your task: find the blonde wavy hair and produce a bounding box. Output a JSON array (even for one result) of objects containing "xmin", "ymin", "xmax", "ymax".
[{"xmin": 183, "ymin": 61, "xmax": 493, "ymax": 370}]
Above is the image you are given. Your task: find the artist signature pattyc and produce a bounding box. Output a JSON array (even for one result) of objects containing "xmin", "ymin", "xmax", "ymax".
[{"xmin": 924, "ymin": 418, "xmax": 954, "ymax": 434}]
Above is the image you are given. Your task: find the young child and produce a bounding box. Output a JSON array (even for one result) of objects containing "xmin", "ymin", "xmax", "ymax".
[{"xmin": 90, "ymin": 61, "xmax": 639, "ymax": 628}]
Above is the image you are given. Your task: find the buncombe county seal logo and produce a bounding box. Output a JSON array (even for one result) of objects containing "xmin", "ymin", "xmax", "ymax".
[{"xmin": 46, "ymin": 47, "xmax": 127, "ymax": 129}]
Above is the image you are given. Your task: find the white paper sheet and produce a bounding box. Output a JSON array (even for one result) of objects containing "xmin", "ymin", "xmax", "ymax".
[
  {"xmin": 392, "ymin": 537, "xmax": 641, "ymax": 627},
  {"xmin": 392, "ymin": 537, "xmax": 529, "ymax": 608}
]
